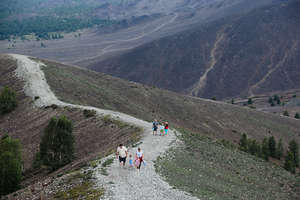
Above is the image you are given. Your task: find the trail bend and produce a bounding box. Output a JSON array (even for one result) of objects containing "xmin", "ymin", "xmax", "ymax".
[{"xmin": 11, "ymin": 54, "xmax": 198, "ymax": 200}]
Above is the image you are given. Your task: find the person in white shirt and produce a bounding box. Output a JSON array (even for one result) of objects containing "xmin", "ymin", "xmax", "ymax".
[
  {"xmin": 135, "ymin": 147, "xmax": 144, "ymax": 170},
  {"xmin": 116, "ymin": 144, "xmax": 128, "ymax": 167}
]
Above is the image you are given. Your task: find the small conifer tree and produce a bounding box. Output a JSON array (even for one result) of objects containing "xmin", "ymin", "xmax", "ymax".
[
  {"xmin": 239, "ymin": 133, "xmax": 248, "ymax": 152},
  {"xmin": 283, "ymin": 110, "xmax": 289, "ymax": 117},
  {"xmin": 268, "ymin": 136, "xmax": 277, "ymax": 158},
  {"xmin": 288, "ymin": 140, "xmax": 299, "ymax": 167},
  {"xmin": 276, "ymin": 139, "xmax": 283, "ymax": 160},
  {"xmin": 261, "ymin": 138, "xmax": 270, "ymax": 161},
  {"xmin": 295, "ymin": 113, "xmax": 300, "ymax": 119},
  {"xmin": 0, "ymin": 135, "xmax": 22, "ymax": 196},
  {"xmin": 247, "ymin": 98, "xmax": 253, "ymax": 105},
  {"xmin": 40, "ymin": 116, "xmax": 74, "ymax": 170},
  {"xmin": 0, "ymin": 87, "xmax": 17, "ymax": 114},
  {"xmin": 284, "ymin": 151, "xmax": 296, "ymax": 174}
]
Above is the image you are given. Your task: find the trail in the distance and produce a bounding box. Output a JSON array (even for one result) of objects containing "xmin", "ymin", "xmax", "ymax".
[
  {"xmin": 11, "ymin": 54, "xmax": 198, "ymax": 200},
  {"xmin": 73, "ymin": 13, "xmax": 178, "ymax": 64}
]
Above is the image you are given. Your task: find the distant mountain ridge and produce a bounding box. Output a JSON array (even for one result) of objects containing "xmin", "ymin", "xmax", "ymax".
[{"xmin": 89, "ymin": 0, "xmax": 300, "ymax": 99}]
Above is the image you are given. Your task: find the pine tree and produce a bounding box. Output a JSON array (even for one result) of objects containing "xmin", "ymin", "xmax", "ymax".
[
  {"xmin": 283, "ymin": 110, "xmax": 289, "ymax": 117},
  {"xmin": 239, "ymin": 133, "xmax": 248, "ymax": 152},
  {"xmin": 40, "ymin": 116, "xmax": 74, "ymax": 170},
  {"xmin": 268, "ymin": 136, "xmax": 276, "ymax": 158},
  {"xmin": 261, "ymin": 138, "xmax": 270, "ymax": 161},
  {"xmin": 276, "ymin": 139, "xmax": 283, "ymax": 160},
  {"xmin": 0, "ymin": 87, "xmax": 17, "ymax": 114},
  {"xmin": 284, "ymin": 151, "xmax": 296, "ymax": 174},
  {"xmin": 295, "ymin": 113, "xmax": 300, "ymax": 119},
  {"xmin": 0, "ymin": 135, "xmax": 22, "ymax": 196},
  {"xmin": 288, "ymin": 140, "xmax": 299, "ymax": 167}
]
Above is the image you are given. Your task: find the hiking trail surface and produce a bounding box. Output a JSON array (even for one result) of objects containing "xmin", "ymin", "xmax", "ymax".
[{"xmin": 11, "ymin": 54, "xmax": 198, "ymax": 200}]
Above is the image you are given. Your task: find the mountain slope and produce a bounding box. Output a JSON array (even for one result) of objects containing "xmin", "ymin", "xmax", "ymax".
[
  {"xmin": 0, "ymin": 54, "xmax": 142, "ymax": 187},
  {"xmin": 32, "ymin": 56, "xmax": 300, "ymax": 149},
  {"xmin": 89, "ymin": 0, "xmax": 300, "ymax": 99}
]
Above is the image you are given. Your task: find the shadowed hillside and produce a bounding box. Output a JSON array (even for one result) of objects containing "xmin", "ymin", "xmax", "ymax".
[
  {"xmin": 89, "ymin": 0, "xmax": 300, "ymax": 99},
  {"xmin": 32, "ymin": 56, "xmax": 300, "ymax": 150}
]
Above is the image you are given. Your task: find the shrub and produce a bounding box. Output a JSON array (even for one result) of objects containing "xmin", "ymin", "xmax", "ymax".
[
  {"xmin": 83, "ymin": 109, "xmax": 96, "ymax": 118},
  {"xmin": 295, "ymin": 113, "xmax": 300, "ymax": 119},
  {"xmin": 284, "ymin": 151, "xmax": 296, "ymax": 174},
  {"xmin": 268, "ymin": 136, "xmax": 276, "ymax": 158},
  {"xmin": 276, "ymin": 139, "xmax": 283, "ymax": 160},
  {"xmin": 239, "ymin": 133, "xmax": 248, "ymax": 152},
  {"xmin": 283, "ymin": 110, "xmax": 289, "ymax": 117},
  {"xmin": 0, "ymin": 135, "xmax": 22, "ymax": 196},
  {"xmin": 0, "ymin": 87, "xmax": 17, "ymax": 114},
  {"xmin": 288, "ymin": 140, "xmax": 299, "ymax": 168},
  {"xmin": 247, "ymin": 98, "xmax": 253, "ymax": 105},
  {"xmin": 261, "ymin": 138, "xmax": 270, "ymax": 161},
  {"xmin": 40, "ymin": 116, "xmax": 74, "ymax": 170}
]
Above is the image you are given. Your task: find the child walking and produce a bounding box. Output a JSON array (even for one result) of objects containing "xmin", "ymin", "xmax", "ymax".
[
  {"xmin": 164, "ymin": 122, "xmax": 169, "ymax": 136},
  {"xmin": 129, "ymin": 154, "xmax": 133, "ymax": 167}
]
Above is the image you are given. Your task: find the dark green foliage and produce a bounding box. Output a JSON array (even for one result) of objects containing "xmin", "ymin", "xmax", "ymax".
[
  {"xmin": 283, "ymin": 110, "xmax": 289, "ymax": 117},
  {"xmin": 292, "ymin": 94, "xmax": 297, "ymax": 98},
  {"xmin": 268, "ymin": 97, "xmax": 273, "ymax": 104},
  {"xmin": 0, "ymin": 135, "xmax": 22, "ymax": 196},
  {"xmin": 211, "ymin": 97, "xmax": 216, "ymax": 101},
  {"xmin": 0, "ymin": 87, "xmax": 17, "ymax": 114},
  {"xmin": 231, "ymin": 98, "xmax": 234, "ymax": 104},
  {"xmin": 295, "ymin": 113, "xmax": 300, "ymax": 119},
  {"xmin": 239, "ymin": 133, "xmax": 248, "ymax": 152},
  {"xmin": 32, "ymin": 152, "xmax": 42, "ymax": 169},
  {"xmin": 261, "ymin": 138, "xmax": 270, "ymax": 161},
  {"xmin": 247, "ymin": 98, "xmax": 253, "ymax": 105},
  {"xmin": 40, "ymin": 116, "xmax": 74, "ymax": 170},
  {"xmin": 83, "ymin": 109, "xmax": 96, "ymax": 118},
  {"xmin": 288, "ymin": 140, "xmax": 299, "ymax": 167},
  {"xmin": 284, "ymin": 151, "xmax": 296, "ymax": 174},
  {"xmin": 248, "ymin": 139, "xmax": 261, "ymax": 157},
  {"xmin": 276, "ymin": 139, "xmax": 283, "ymax": 160},
  {"xmin": 268, "ymin": 136, "xmax": 277, "ymax": 158}
]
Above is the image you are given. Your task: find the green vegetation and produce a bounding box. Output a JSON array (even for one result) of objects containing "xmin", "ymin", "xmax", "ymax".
[
  {"xmin": 0, "ymin": 0, "xmax": 118, "ymax": 40},
  {"xmin": 284, "ymin": 140, "xmax": 299, "ymax": 174},
  {"xmin": 247, "ymin": 98, "xmax": 253, "ymax": 105},
  {"xmin": 155, "ymin": 130, "xmax": 299, "ymax": 200},
  {"xmin": 295, "ymin": 112, "xmax": 300, "ymax": 119},
  {"xmin": 283, "ymin": 110, "xmax": 289, "ymax": 117},
  {"xmin": 83, "ymin": 109, "xmax": 96, "ymax": 118},
  {"xmin": 39, "ymin": 115, "xmax": 74, "ymax": 170},
  {"xmin": 276, "ymin": 139, "xmax": 283, "ymax": 160},
  {"xmin": 0, "ymin": 135, "xmax": 22, "ymax": 196},
  {"xmin": 268, "ymin": 95, "xmax": 281, "ymax": 106},
  {"xmin": 0, "ymin": 87, "xmax": 17, "ymax": 114}
]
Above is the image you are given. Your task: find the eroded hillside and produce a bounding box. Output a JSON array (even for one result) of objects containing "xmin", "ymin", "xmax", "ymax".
[{"xmin": 90, "ymin": 0, "xmax": 300, "ymax": 99}]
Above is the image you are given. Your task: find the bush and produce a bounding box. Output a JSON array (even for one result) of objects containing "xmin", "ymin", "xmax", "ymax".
[
  {"xmin": 268, "ymin": 136, "xmax": 276, "ymax": 158},
  {"xmin": 276, "ymin": 139, "xmax": 283, "ymax": 160},
  {"xmin": 261, "ymin": 138, "xmax": 270, "ymax": 161},
  {"xmin": 0, "ymin": 135, "xmax": 22, "ymax": 196},
  {"xmin": 283, "ymin": 110, "xmax": 289, "ymax": 117},
  {"xmin": 40, "ymin": 116, "xmax": 74, "ymax": 170},
  {"xmin": 239, "ymin": 133, "xmax": 248, "ymax": 152},
  {"xmin": 0, "ymin": 87, "xmax": 17, "ymax": 114},
  {"xmin": 288, "ymin": 140, "xmax": 299, "ymax": 167},
  {"xmin": 295, "ymin": 113, "xmax": 300, "ymax": 119},
  {"xmin": 247, "ymin": 98, "xmax": 253, "ymax": 105},
  {"xmin": 284, "ymin": 152, "xmax": 296, "ymax": 174},
  {"xmin": 83, "ymin": 109, "xmax": 96, "ymax": 118}
]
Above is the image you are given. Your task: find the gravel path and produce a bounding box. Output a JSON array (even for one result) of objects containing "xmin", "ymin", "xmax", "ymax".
[{"xmin": 11, "ymin": 54, "xmax": 198, "ymax": 200}]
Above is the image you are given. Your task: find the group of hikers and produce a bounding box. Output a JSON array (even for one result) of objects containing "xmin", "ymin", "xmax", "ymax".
[
  {"xmin": 152, "ymin": 119, "xmax": 169, "ymax": 136},
  {"xmin": 116, "ymin": 144, "xmax": 145, "ymax": 169},
  {"xmin": 115, "ymin": 119, "xmax": 169, "ymax": 170}
]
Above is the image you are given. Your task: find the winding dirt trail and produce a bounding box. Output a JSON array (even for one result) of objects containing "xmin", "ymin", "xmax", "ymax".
[
  {"xmin": 11, "ymin": 54, "xmax": 198, "ymax": 200},
  {"xmin": 190, "ymin": 33, "xmax": 224, "ymax": 96}
]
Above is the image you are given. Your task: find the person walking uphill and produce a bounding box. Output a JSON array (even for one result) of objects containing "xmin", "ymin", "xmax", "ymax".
[
  {"xmin": 135, "ymin": 147, "xmax": 144, "ymax": 170},
  {"xmin": 116, "ymin": 144, "xmax": 128, "ymax": 167},
  {"xmin": 164, "ymin": 122, "xmax": 169, "ymax": 136},
  {"xmin": 152, "ymin": 119, "xmax": 159, "ymax": 135}
]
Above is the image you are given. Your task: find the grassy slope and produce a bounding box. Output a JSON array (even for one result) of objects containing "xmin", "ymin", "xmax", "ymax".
[
  {"xmin": 40, "ymin": 58, "xmax": 300, "ymax": 149},
  {"xmin": 0, "ymin": 55, "xmax": 142, "ymax": 187},
  {"xmin": 155, "ymin": 130, "xmax": 300, "ymax": 200}
]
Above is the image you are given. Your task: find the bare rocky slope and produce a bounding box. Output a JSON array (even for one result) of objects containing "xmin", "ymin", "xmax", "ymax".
[{"xmin": 89, "ymin": 0, "xmax": 300, "ymax": 99}]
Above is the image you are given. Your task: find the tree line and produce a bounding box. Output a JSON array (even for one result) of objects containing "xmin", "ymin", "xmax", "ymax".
[{"xmin": 239, "ymin": 133, "xmax": 299, "ymax": 174}]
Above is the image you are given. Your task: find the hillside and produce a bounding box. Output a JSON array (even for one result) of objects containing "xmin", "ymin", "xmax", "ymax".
[
  {"xmin": 89, "ymin": 0, "xmax": 300, "ymax": 99},
  {"xmin": 34, "ymin": 56, "xmax": 300, "ymax": 149},
  {"xmin": 0, "ymin": 54, "xmax": 142, "ymax": 187},
  {"xmin": 1, "ymin": 54, "xmax": 300, "ymax": 199}
]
